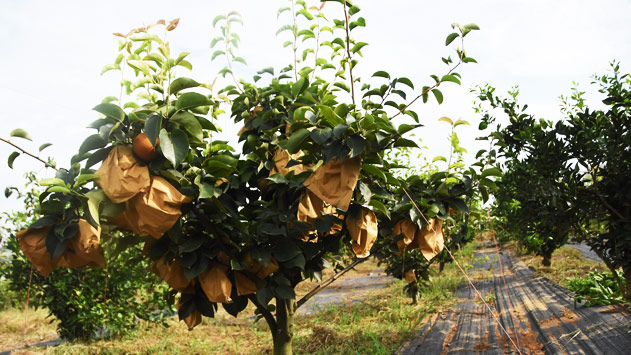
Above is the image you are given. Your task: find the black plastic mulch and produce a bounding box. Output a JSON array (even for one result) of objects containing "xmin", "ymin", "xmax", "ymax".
[{"xmin": 398, "ymin": 245, "xmax": 631, "ymax": 354}]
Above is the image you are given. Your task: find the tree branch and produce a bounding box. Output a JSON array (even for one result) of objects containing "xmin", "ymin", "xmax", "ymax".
[
  {"xmin": 248, "ymin": 294, "xmax": 277, "ymax": 334},
  {"xmin": 342, "ymin": 1, "xmax": 356, "ymax": 109},
  {"xmin": 296, "ymin": 257, "xmax": 366, "ymax": 309},
  {"xmin": 0, "ymin": 137, "xmax": 57, "ymax": 170}
]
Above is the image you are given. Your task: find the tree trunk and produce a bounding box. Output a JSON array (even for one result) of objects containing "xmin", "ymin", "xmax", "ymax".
[
  {"xmin": 541, "ymin": 251, "xmax": 552, "ymax": 267},
  {"xmin": 439, "ymin": 261, "xmax": 445, "ymax": 273},
  {"xmin": 623, "ymin": 266, "xmax": 631, "ymax": 302},
  {"xmin": 272, "ymin": 297, "xmax": 296, "ymax": 355}
]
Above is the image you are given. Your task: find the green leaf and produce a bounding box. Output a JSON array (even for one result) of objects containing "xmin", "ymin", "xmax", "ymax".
[
  {"xmin": 79, "ymin": 134, "xmax": 107, "ymax": 156},
  {"xmin": 85, "ymin": 190, "xmax": 105, "ymax": 226},
  {"xmin": 171, "ymin": 112, "xmax": 204, "ymax": 143},
  {"xmin": 8, "ymin": 152, "xmax": 19, "ymax": 168},
  {"xmin": 93, "ymin": 103, "xmax": 125, "ymax": 122},
  {"xmin": 454, "ymin": 119, "xmax": 470, "ymax": 127},
  {"xmin": 30, "ymin": 215, "xmax": 59, "ymax": 229},
  {"xmin": 397, "ymin": 77, "xmax": 414, "ymax": 89},
  {"xmin": 432, "ymin": 89, "xmax": 444, "ymax": 104},
  {"xmin": 169, "ymin": 77, "xmax": 199, "ymax": 95},
  {"xmin": 74, "ymin": 174, "xmax": 99, "ymax": 188},
  {"xmin": 292, "ymin": 77, "xmax": 308, "ymax": 98},
  {"xmin": 127, "ymin": 59, "xmax": 152, "ymax": 76},
  {"xmin": 40, "ymin": 177, "xmax": 66, "ymax": 186},
  {"xmin": 159, "ymin": 128, "xmax": 189, "ymax": 167},
  {"xmin": 362, "ymin": 164, "xmax": 386, "ymax": 182},
  {"xmin": 481, "ymin": 167, "xmax": 502, "ymax": 178},
  {"xmin": 46, "ymin": 230, "xmax": 68, "ymax": 259},
  {"xmin": 445, "ymin": 32, "xmax": 459, "ymax": 46},
  {"xmin": 310, "ymin": 128, "xmax": 332, "ymax": 145},
  {"xmin": 175, "ymin": 92, "xmax": 211, "ymax": 111},
  {"xmin": 144, "ymin": 115, "xmax": 162, "ymax": 147},
  {"xmin": 372, "ymin": 71, "xmax": 390, "ymax": 79},
  {"xmin": 349, "ymin": 5, "xmax": 361, "ymax": 16},
  {"xmin": 275, "ymin": 285, "xmax": 296, "ymax": 300},
  {"xmin": 199, "ymin": 183, "xmax": 218, "ymax": 199},
  {"xmin": 370, "ymin": 200, "xmax": 390, "ymax": 219},
  {"xmin": 350, "ymin": 42, "xmax": 368, "ymax": 53},
  {"xmin": 287, "ymin": 128, "xmax": 311, "ymax": 154},
  {"xmin": 39, "ymin": 143, "xmax": 53, "ymax": 152},
  {"xmin": 438, "ymin": 116, "xmax": 454, "ymax": 125},
  {"xmin": 212, "ymin": 15, "xmax": 226, "ymax": 27},
  {"xmin": 9, "ymin": 129, "xmax": 32, "ymax": 141},
  {"xmin": 433, "ymin": 156, "xmax": 447, "ymax": 163},
  {"xmin": 441, "ymin": 75, "xmax": 461, "ymax": 85},
  {"xmin": 393, "ymin": 138, "xmax": 418, "ymax": 148},
  {"xmin": 211, "ymin": 50, "xmax": 225, "ymax": 60},
  {"xmin": 463, "ymin": 23, "xmax": 480, "ymax": 30},
  {"xmin": 272, "ymin": 243, "xmax": 301, "ymax": 262},
  {"xmin": 47, "ymin": 186, "xmax": 71, "ymax": 194},
  {"xmin": 348, "ymin": 135, "xmax": 365, "ymax": 157},
  {"xmin": 463, "ymin": 57, "xmax": 477, "ymax": 64},
  {"xmin": 334, "ymin": 82, "xmax": 351, "ymax": 93},
  {"xmin": 296, "ymin": 8, "xmax": 313, "ymax": 20},
  {"xmin": 397, "ymin": 124, "xmax": 421, "ymax": 135}
]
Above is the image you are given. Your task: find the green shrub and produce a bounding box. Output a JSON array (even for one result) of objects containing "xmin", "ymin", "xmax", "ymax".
[{"xmin": 566, "ymin": 270, "xmax": 626, "ymax": 307}]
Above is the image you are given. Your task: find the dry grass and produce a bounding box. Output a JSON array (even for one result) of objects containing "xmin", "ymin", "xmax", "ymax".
[
  {"xmin": 0, "ymin": 307, "xmax": 58, "ymax": 352},
  {"xmin": 507, "ymin": 242, "xmax": 606, "ymax": 287}
]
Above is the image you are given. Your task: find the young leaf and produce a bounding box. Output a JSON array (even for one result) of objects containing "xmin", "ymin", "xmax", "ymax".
[
  {"xmin": 432, "ymin": 89, "xmax": 444, "ymax": 104},
  {"xmin": 445, "ymin": 32, "xmax": 459, "ymax": 46},
  {"xmin": 8, "ymin": 152, "xmax": 20, "ymax": 168},
  {"xmin": 9, "ymin": 129, "xmax": 32, "ymax": 141}
]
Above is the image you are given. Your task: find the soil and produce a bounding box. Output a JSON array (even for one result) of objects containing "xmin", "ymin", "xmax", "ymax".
[{"xmin": 397, "ymin": 242, "xmax": 631, "ymax": 354}]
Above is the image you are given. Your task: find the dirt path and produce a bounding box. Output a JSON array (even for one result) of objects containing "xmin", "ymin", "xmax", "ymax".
[
  {"xmin": 296, "ymin": 268, "xmax": 393, "ymax": 315},
  {"xmin": 397, "ymin": 245, "xmax": 631, "ymax": 354}
]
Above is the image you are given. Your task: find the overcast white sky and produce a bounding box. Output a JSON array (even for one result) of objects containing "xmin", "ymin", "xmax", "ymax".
[{"xmin": 1, "ymin": 0, "xmax": 630, "ymax": 216}]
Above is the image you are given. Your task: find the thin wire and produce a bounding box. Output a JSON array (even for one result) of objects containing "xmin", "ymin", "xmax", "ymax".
[
  {"xmin": 488, "ymin": 210, "xmax": 521, "ymax": 349},
  {"xmin": 401, "ymin": 187, "xmax": 523, "ymax": 355}
]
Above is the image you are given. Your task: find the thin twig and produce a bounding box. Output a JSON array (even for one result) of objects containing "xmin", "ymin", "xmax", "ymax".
[
  {"xmin": 0, "ymin": 137, "xmax": 57, "ymax": 170},
  {"xmin": 391, "ymin": 62, "xmax": 462, "ymax": 120},
  {"xmin": 342, "ymin": 1, "xmax": 356, "ymax": 109},
  {"xmin": 296, "ymin": 257, "xmax": 366, "ymax": 309}
]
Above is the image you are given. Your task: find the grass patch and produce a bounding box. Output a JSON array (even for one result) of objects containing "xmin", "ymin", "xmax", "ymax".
[
  {"xmin": 2, "ymin": 246, "xmax": 480, "ymax": 354},
  {"xmin": 0, "ymin": 307, "xmax": 58, "ymax": 352},
  {"xmin": 507, "ymin": 242, "xmax": 606, "ymax": 288}
]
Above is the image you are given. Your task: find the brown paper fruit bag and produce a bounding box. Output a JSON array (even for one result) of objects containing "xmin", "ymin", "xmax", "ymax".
[
  {"xmin": 57, "ymin": 219, "xmax": 105, "ymax": 268},
  {"xmin": 405, "ymin": 269, "xmax": 417, "ymax": 283},
  {"xmin": 271, "ymin": 148, "xmax": 312, "ymax": 177},
  {"xmin": 394, "ymin": 219, "xmax": 418, "ymax": 251},
  {"xmin": 96, "ymin": 145, "xmax": 150, "ymax": 203},
  {"xmin": 297, "ymin": 190, "xmax": 341, "ymax": 239},
  {"xmin": 245, "ymin": 257, "xmax": 279, "ymax": 279},
  {"xmin": 413, "ymin": 218, "xmax": 445, "ymax": 261},
  {"xmin": 304, "ymin": 156, "xmax": 361, "ymax": 211},
  {"xmin": 346, "ymin": 207, "xmax": 378, "ymax": 258},
  {"xmin": 199, "ymin": 266, "xmax": 232, "ymax": 303},
  {"xmin": 111, "ymin": 176, "xmax": 191, "ymax": 238},
  {"xmin": 177, "ymin": 302, "xmax": 202, "ymax": 330},
  {"xmin": 16, "ymin": 227, "xmax": 58, "ymax": 277},
  {"xmin": 234, "ymin": 272, "xmax": 258, "ymax": 296},
  {"xmin": 149, "ymin": 256, "xmax": 191, "ymax": 291}
]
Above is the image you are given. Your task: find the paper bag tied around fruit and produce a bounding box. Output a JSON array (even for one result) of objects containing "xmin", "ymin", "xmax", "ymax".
[
  {"xmin": 413, "ymin": 218, "xmax": 444, "ymax": 261},
  {"xmin": 110, "ymin": 176, "xmax": 191, "ymax": 238},
  {"xmin": 177, "ymin": 302, "xmax": 202, "ymax": 330},
  {"xmin": 149, "ymin": 256, "xmax": 192, "ymax": 291},
  {"xmin": 346, "ymin": 206, "xmax": 378, "ymax": 258},
  {"xmin": 96, "ymin": 145, "xmax": 150, "ymax": 203},
  {"xmin": 56, "ymin": 219, "xmax": 105, "ymax": 268},
  {"xmin": 394, "ymin": 219, "xmax": 417, "ymax": 251},
  {"xmin": 199, "ymin": 266, "xmax": 232, "ymax": 303},
  {"xmin": 304, "ymin": 156, "xmax": 361, "ymax": 211},
  {"xmin": 405, "ymin": 269, "xmax": 417, "ymax": 283},
  {"xmin": 297, "ymin": 190, "xmax": 342, "ymax": 239},
  {"xmin": 17, "ymin": 219, "xmax": 105, "ymax": 277}
]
